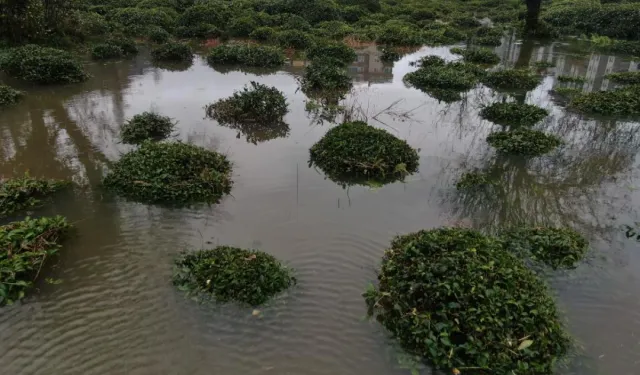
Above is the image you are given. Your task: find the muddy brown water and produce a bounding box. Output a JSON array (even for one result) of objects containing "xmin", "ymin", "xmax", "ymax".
[{"xmin": 1, "ymin": 39, "xmax": 639, "ymax": 375}]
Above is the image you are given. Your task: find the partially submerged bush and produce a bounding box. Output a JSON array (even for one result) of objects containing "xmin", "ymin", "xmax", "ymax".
[
  {"xmin": 473, "ymin": 26, "xmax": 504, "ymax": 46},
  {"xmin": 404, "ymin": 59, "xmax": 485, "ymax": 92},
  {"xmin": 120, "ymin": 112, "xmax": 175, "ymax": 144},
  {"xmin": 205, "ymin": 82, "xmax": 288, "ymax": 125},
  {"xmin": 451, "ymin": 47, "xmax": 501, "ymax": 64},
  {"xmin": 151, "ymin": 41, "xmax": 193, "ymax": 62},
  {"xmin": 502, "ymin": 226, "xmax": 589, "ymax": 270},
  {"xmin": 380, "ymin": 48, "xmax": 401, "ymax": 62},
  {"xmin": 557, "ymin": 75, "xmax": 586, "ymax": 83},
  {"xmin": 456, "ymin": 170, "xmax": 497, "ymax": 190},
  {"xmin": 0, "ymin": 216, "xmax": 72, "ymax": 306},
  {"xmin": 110, "ymin": 7, "xmax": 175, "ymax": 36},
  {"xmin": 147, "ymin": 26, "xmax": 171, "ymax": 43},
  {"xmin": 300, "ymin": 58, "xmax": 353, "ymax": 98},
  {"xmin": 571, "ymin": 85, "xmax": 640, "ymax": 116},
  {"xmin": 172, "ymin": 246, "xmax": 295, "ymax": 306},
  {"xmin": 249, "ymin": 26, "xmax": 277, "ymax": 42},
  {"xmin": 206, "ymin": 44, "xmax": 285, "ymax": 68},
  {"xmin": 487, "ymin": 128, "xmax": 563, "ymax": 156},
  {"xmin": 91, "ymin": 43, "xmax": 124, "ymax": 60},
  {"xmin": 364, "ymin": 228, "xmax": 571, "ymax": 374},
  {"xmin": 0, "ymin": 45, "xmax": 88, "ymax": 84},
  {"xmin": 306, "ymin": 42, "xmax": 356, "ymax": 66},
  {"xmin": 606, "ymin": 71, "xmax": 640, "ymax": 85},
  {"xmin": 0, "ymin": 174, "xmax": 70, "ymax": 217},
  {"xmin": 309, "ymin": 121, "xmax": 419, "ymax": 184},
  {"xmin": 480, "ymin": 103, "xmax": 549, "ymax": 127},
  {"xmin": 103, "ymin": 142, "xmax": 232, "ymax": 205},
  {"xmin": 275, "ymin": 29, "xmax": 313, "ymax": 49},
  {"xmin": 483, "ymin": 69, "xmax": 541, "ymax": 91},
  {"xmin": 105, "ymin": 35, "xmax": 138, "ymax": 55},
  {"xmin": 0, "ymin": 85, "xmax": 23, "ymax": 106}
]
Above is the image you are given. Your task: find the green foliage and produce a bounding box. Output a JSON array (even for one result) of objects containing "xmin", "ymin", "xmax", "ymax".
[
  {"xmin": 172, "ymin": 246, "xmax": 295, "ymax": 306},
  {"xmin": 480, "ymin": 103, "xmax": 549, "ymax": 127},
  {"xmin": 557, "ymin": 75, "xmax": 586, "ymax": 83},
  {"xmin": 606, "ymin": 71, "xmax": 640, "ymax": 85},
  {"xmin": 175, "ymin": 23, "xmax": 220, "ymax": 38},
  {"xmin": 228, "ymin": 15, "xmax": 259, "ymax": 37},
  {"xmin": 571, "ymin": 85, "xmax": 640, "ymax": 116},
  {"xmin": 0, "ymin": 174, "xmax": 70, "ymax": 217},
  {"xmin": 300, "ymin": 58, "xmax": 353, "ymax": 99},
  {"xmin": 404, "ymin": 59, "xmax": 485, "ymax": 93},
  {"xmin": 151, "ymin": 41, "xmax": 193, "ymax": 62},
  {"xmin": 473, "ymin": 26, "xmax": 503, "ymax": 46},
  {"xmin": 91, "ymin": 43, "xmax": 123, "ymax": 60},
  {"xmin": 483, "ymin": 69, "xmax": 541, "ymax": 91},
  {"xmin": 364, "ymin": 228, "xmax": 571, "ymax": 374},
  {"xmin": 110, "ymin": 7, "xmax": 175, "ymax": 35},
  {"xmin": 206, "ymin": 82, "xmax": 288, "ymax": 125},
  {"xmin": 0, "ymin": 216, "xmax": 71, "ymax": 306},
  {"xmin": 147, "ymin": 26, "xmax": 171, "ymax": 43},
  {"xmin": 543, "ymin": 3, "xmax": 640, "ymax": 40},
  {"xmin": 250, "ymin": 27, "xmax": 277, "ymax": 42},
  {"xmin": 532, "ymin": 61, "xmax": 556, "ymax": 69},
  {"xmin": 105, "ymin": 35, "xmax": 138, "ymax": 55},
  {"xmin": 136, "ymin": 0, "xmax": 179, "ymax": 9},
  {"xmin": 120, "ymin": 112, "xmax": 176, "ymax": 145},
  {"xmin": 554, "ymin": 87, "xmax": 582, "ymax": 98},
  {"xmin": 306, "ymin": 42, "xmax": 356, "ymax": 66},
  {"xmin": 487, "ymin": 129, "xmax": 563, "ymax": 156},
  {"xmin": 0, "ymin": 45, "xmax": 88, "ymax": 84},
  {"xmin": 455, "ymin": 171, "xmax": 496, "ymax": 190},
  {"xmin": 275, "ymin": 30, "xmax": 313, "ymax": 49},
  {"xmin": 501, "ymin": 227, "xmax": 589, "ymax": 270},
  {"xmin": 375, "ymin": 21, "xmax": 424, "ymax": 46},
  {"xmin": 103, "ymin": 142, "xmax": 233, "ymax": 205},
  {"xmin": 75, "ymin": 11, "xmax": 112, "ymax": 37},
  {"xmin": 309, "ymin": 121, "xmax": 419, "ymax": 185},
  {"xmin": 380, "ymin": 48, "xmax": 401, "ymax": 62},
  {"xmin": 206, "ymin": 44, "xmax": 285, "ymax": 67},
  {"xmin": 452, "ymin": 47, "xmax": 500, "ymax": 65},
  {"xmin": 314, "ymin": 20, "xmax": 355, "ymax": 39},
  {"xmin": 0, "ymin": 85, "xmax": 23, "ymax": 106}
]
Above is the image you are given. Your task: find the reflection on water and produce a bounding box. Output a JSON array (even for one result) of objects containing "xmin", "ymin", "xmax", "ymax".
[{"xmin": 0, "ymin": 41, "xmax": 640, "ymax": 375}]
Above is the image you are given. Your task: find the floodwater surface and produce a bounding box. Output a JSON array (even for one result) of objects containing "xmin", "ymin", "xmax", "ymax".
[{"xmin": 1, "ymin": 38, "xmax": 639, "ymax": 375}]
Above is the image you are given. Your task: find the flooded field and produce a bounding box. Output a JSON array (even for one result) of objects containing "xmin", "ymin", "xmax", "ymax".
[{"xmin": 1, "ymin": 38, "xmax": 639, "ymax": 375}]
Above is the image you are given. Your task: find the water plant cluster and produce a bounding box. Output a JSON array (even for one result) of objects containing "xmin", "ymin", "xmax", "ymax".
[
  {"xmin": 151, "ymin": 41, "xmax": 193, "ymax": 62},
  {"xmin": 0, "ymin": 85, "xmax": 24, "ymax": 106},
  {"xmin": 172, "ymin": 246, "xmax": 296, "ymax": 306},
  {"xmin": 206, "ymin": 44, "xmax": 285, "ymax": 68},
  {"xmin": 0, "ymin": 174, "xmax": 69, "ymax": 217},
  {"xmin": 482, "ymin": 69, "xmax": 541, "ymax": 91},
  {"xmin": 300, "ymin": 57, "xmax": 353, "ymax": 101},
  {"xmin": 570, "ymin": 85, "xmax": 640, "ymax": 116},
  {"xmin": 480, "ymin": 102, "xmax": 549, "ymax": 127},
  {"xmin": 557, "ymin": 75, "xmax": 585, "ymax": 83},
  {"xmin": 606, "ymin": 72, "xmax": 640, "ymax": 85},
  {"xmin": 206, "ymin": 82, "xmax": 289, "ymax": 127},
  {"xmin": 487, "ymin": 128, "xmax": 563, "ymax": 156},
  {"xmin": 120, "ymin": 112, "xmax": 176, "ymax": 145},
  {"xmin": 0, "ymin": 45, "xmax": 88, "ymax": 84}
]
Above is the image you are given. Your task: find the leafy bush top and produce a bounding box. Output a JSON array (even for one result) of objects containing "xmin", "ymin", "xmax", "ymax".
[
  {"xmin": 487, "ymin": 128, "xmax": 563, "ymax": 156},
  {"xmin": 0, "ymin": 45, "xmax": 88, "ymax": 84},
  {"xmin": 120, "ymin": 112, "xmax": 176, "ymax": 144},
  {"xmin": 151, "ymin": 41, "xmax": 193, "ymax": 62},
  {"xmin": 557, "ymin": 75, "xmax": 585, "ymax": 83},
  {"xmin": 206, "ymin": 44, "xmax": 285, "ymax": 67},
  {"xmin": 483, "ymin": 69, "xmax": 541, "ymax": 91},
  {"xmin": 480, "ymin": 103, "xmax": 549, "ymax": 127},
  {"xmin": 364, "ymin": 228, "xmax": 570, "ymax": 374},
  {"xmin": 0, "ymin": 85, "xmax": 23, "ymax": 106},
  {"xmin": 501, "ymin": 227, "xmax": 589, "ymax": 269},
  {"xmin": 306, "ymin": 42, "xmax": 357, "ymax": 66},
  {"xmin": 300, "ymin": 58, "xmax": 353, "ymax": 98},
  {"xmin": 173, "ymin": 246, "xmax": 295, "ymax": 306},
  {"xmin": 606, "ymin": 71, "xmax": 640, "ymax": 85},
  {"xmin": 205, "ymin": 81, "xmax": 288, "ymax": 125},
  {"xmin": 0, "ymin": 216, "xmax": 71, "ymax": 306},
  {"xmin": 147, "ymin": 26, "xmax": 171, "ymax": 43},
  {"xmin": 275, "ymin": 29, "xmax": 313, "ymax": 49},
  {"xmin": 570, "ymin": 85, "xmax": 640, "ymax": 116},
  {"xmin": 103, "ymin": 142, "xmax": 233, "ymax": 205},
  {"xmin": 0, "ymin": 174, "xmax": 70, "ymax": 217},
  {"xmin": 451, "ymin": 47, "xmax": 501, "ymax": 64},
  {"xmin": 91, "ymin": 43, "xmax": 124, "ymax": 60},
  {"xmin": 309, "ymin": 121, "xmax": 419, "ymax": 184},
  {"xmin": 404, "ymin": 59, "xmax": 485, "ymax": 92},
  {"xmin": 110, "ymin": 7, "xmax": 175, "ymax": 34}
]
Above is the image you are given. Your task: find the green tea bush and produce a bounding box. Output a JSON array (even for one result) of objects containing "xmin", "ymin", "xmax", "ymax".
[
  {"xmin": 376, "ymin": 22, "xmax": 424, "ymax": 46},
  {"xmin": 315, "ymin": 21, "xmax": 355, "ymax": 39},
  {"xmin": 0, "ymin": 45, "xmax": 88, "ymax": 84},
  {"xmin": 175, "ymin": 24, "xmax": 220, "ymax": 38},
  {"xmin": 206, "ymin": 44, "xmax": 285, "ymax": 67},
  {"xmin": 172, "ymin": 246, "xmax": 295, "ymax": 306},
  {"xmin": 136, "ymin": 0, "xmax": 178, "ymax": 9},
  {"xmin": 120, "ymin": 112, "xmax": 176, "ymax": 144},
  {"xmin": 75, "ymin": 11, "xmax": 112, "ymax": 37},
  {"xmin": 228, "ymin": 15, "xmax": 259, "ymax": 37},
  {"xmin": 380, "ymin": 49, "xmax": 401, "ymax": 62},
  {"xmin": 557, "ymin": 75, "xmax": 586, "ymax": 83},
  {"xmin": 151, "ymin": 41, "xmax": 193, "ymax": 62},
  {"xmin": 0, "ymin": 85, "xmax": 23, "ymax": 106},
  {"xmin": 280, "ymin": 14, "xmax": 312, "ymax": 31},
  {"xmin": 404, "ymin": 60, "xmax": 485, "ymax": 92},
  {"xmin": 473, "ymin": 26, "xmax": 503, "ymax": 46},
  {"xmin": 480, "ymin": 103, "xmax": 549, "ymax": 127},
  {"xmin": 487, "ymin": 128, "xmax": 563, "ymax": 156},
  {"xmin": 0, "ymin": 174, "xmax": 70, "ymax": 217},
  {"xmin": 309, "ymin": 121, "xmax": 419, "ymax": 183},
  {"xmin": 110, "ymin": 7, "xmax": 175, "ymax": 35},
  {"xmin": 177, "ymin": 3, "xmax": 229, "ymax": 30},
  {"xmin": 205, "ymin": 82, "xmax": 288, "ymax": 125},
  {"xmin": 456, "ymin": 171, "xmax": 496, "ymax": 190},
  {"xmin": 249, "ymin": 27, "xmax": 277, "ymax": 42},
  {"xmin": 502, "ymin": 227, "xmax": 589, "ymax": 269},
  {"xmin": 300, "ymin": 58, "xmax": 353, "ymax": 97},
  {"xmin": 0, "ymin": 216, "xmax": 71, "ymax": 306},
  {"xmin": 483, "ymin": 69, "xmax": 541, "ymax": 91},
  {"xmin": 275, "ymin": 30, "xmax": 313, "ymax": 49},
  {"xmin": 606, "ymin": 71, "xmax": 640, "ymax": 85},
  {"xmin": 103, "ymin": 142, "xmax": 233, "ymax": 205},
  {"xmin": 555, "ymin": 87, "xmax": 582, "ymax": 98},
  {"xmin": 105, "ymin": 35, "xmax": 138, "ymax": 55},
  {"xmin": 543, "ymin": 3, "xmax": 640, "ymax": 40},
  {"xmin": 452, "ymin": 14, "xmax": 482, "ymax": 28},
  {"xmin": 147, "ymin": 26, "xmax": 171, "ymax": 43},
  {"xmin": 571, "ymin": 85, "xmax": 640, "ymax": 116},
  {"xmin": 452, "ymin": 48, "xmax": 501, "ymax": 65},
  {"xmin": 306, "ymin": 42, "xmax": 357, "ymax": 66},
  {"xmin": 364, "ymin": 228, "xmax": 570, "ymax": 374},
  {"xmin": 91, "ymin": 43, "xmax": 124, "ymax": 60}
]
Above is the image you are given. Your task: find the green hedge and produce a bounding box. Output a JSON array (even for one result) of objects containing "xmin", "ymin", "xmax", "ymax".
[
  {"xmin": 543, "ymin": 3, "xmax": 640, "ymax": 40},
  {"xmin": 480, "ymin": 103, "xmax": 549, "ymax": 127},
  {"xmin": 205, "ymin": 81, "xmax": 288, "ymax": 125},
  {"xmin": 0, "ymin": 45, "xmax": 88, "ymax": 84},
  {"xmin": 151, "ymin": 41, "xmax": 193, "ymax": 62},
  {"xmin": 206, "ymin": 44, "xmax": 285, "ymax": 67}
]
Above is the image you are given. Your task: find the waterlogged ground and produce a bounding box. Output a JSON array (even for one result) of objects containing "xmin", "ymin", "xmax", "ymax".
[{"xmin": 1, "ymin": 38, "xmax": 640, "ymax": 375}]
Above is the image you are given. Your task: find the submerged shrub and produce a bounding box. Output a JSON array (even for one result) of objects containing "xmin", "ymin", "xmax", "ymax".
[
  {"xmin": 487, "ymin": 128, "xmax": 563, "ymax": 156},
  {"xmin": 0, "ymin": 85, "xmax": 23, "ymax": 106},
  {"xmin": 376, "ymin": 22, "xmax": 424, "ymax": 46},
  {"xmin": 105, "ymin": 35, "xmax": 138, "ymax": 55},
  {"xmin": 502, "ymin": 226, "xmax": 589, "ymax": 270},
  {"xmin": 557, "ymin": 75, "xmax": 586, "ymax": 83},
  {"xmin": 404, "ymin": 59, "xmax": 485, "ymax": 92},
  {"xmin": 606, "ymin": 71, "xmax": 640, "ymax": 85},
  {"xmin": 173, "ymin": 246, "xmax": 295, "ymax": 306},
  {"xmin": 103, "ymin": 142, "xmax": 233, "ymax": 205},
  {"xmin": 91, "ymin": 43, "xmax": 124, "ymax": 60},
  {"xmin": 571, "ymin": 85, "xmax": 640, "ymax": 116},
  {"xmin": 306, "ymin": 43, "xmax": 356, "ymax": 66},
  {"xmin": 120, "ymin": 112, "xmax": 175, "ymax": 144},
  {"xmin": 275, "ymin": 29, "xmax": 313, "ymax": 49},
  {"xmin": 456, "ymin": 170, "xmax": 497, "ymax": 190},
  {"xmin": 175, "ymin": 23, "xmax": 220, "ymax": 38},
  {"xmin": 249, "ymin": 26, "xmax": 277, "ymax": 42},
  {"xmin": 364, "ymin": 228, "xmax": 571, "ymax": 374},
  {"xmin": 111, "ymin": 7, "xmax": 175, "ymax": 35},
  {"xmin": 0, "ymin": 216, "xmax": 72, "ymax": 306},
  {"xmin": 473, "ymin": 26, "xmax": 504, "ymax": 46},
  {"xmin": 0, "ymin": 45, "xmax": 88, "ymax": 84},
  {"xmin": 480, "ymin": 103, "xmax": 549, "ymax": 127},
  {"xmin": 151, "ymin": 41, "xmax": 193, "ymax": 62},
  {"xmin": 206, "ymin": 44, "xmax": 285, "ymax": 67},
  {"xmin": 147, "ymin": 26, "xmax": 171, "ymax": 43},
  {"xmin": 205, "ymin": 82, "xmax": 288, "ymax": 125},
  {"xmin": 483, "ymin": 69, "xmax": 541, "ymax": 91},
  {"xmin": 301, "ymin": 58, "xmax": 353, "ymax": 97},
  {"xmin": 309, "ymin": 121, "xmax": 419, "ymax": 185},
  {"xmin": 0, "ymin": 174, "xmax": 70, "ymax": 217},
  {"xmin": 452, "ymin": 47, "xmax": 500, "ymax": 65}
]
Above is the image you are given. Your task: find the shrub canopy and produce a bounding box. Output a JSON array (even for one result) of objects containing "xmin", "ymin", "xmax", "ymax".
[
  {"xmin": 364, "ymin": 228, "xmax": 571, "ymax": 374},
  {"xmin": 206, "ymin": 81, "xmax": 288, "ymax": 125},
  {"xmin": 0, "ymin": 45, "xmax": 88, "ymax": 84},
  {"xmin": 300, "ymin": 58, "xmax": 353, "ymax": 98},
  {"xmin": 404, "ymin": 59, "xmax": 486, "ymax": 95},
  {"xmin": 173, "ymin": 246, "xmax": 295, "ymax": 306},
  {"xmin": 483, "ymin": 69, "xmax": 541, "ymax": 91},
  {"xmin": 0, "ymin": 174, "xmax": 69, "ymax": 217},
  {"xmin": 120, "ymin": 112, "xmax": 176, "ymax": 145},
  {"xmin": 0, "ymin": 85, "xmax": 23, "ymax": 106},
  {"xmin": 480, "ymin": 103, "xmax": 549, "ymax": 127},
  {"xmin": 206, "ymin": 44, "xmax": 285, "ymax": 67},
  {"xmin": 306, "ymin": 42, "xmax": 357, "ymax": 66},
  {"xmin": 103, "ymin": 142, "xmax": 232, "ymax": 205},
  {"xmin": 487, "ymin": 129, "xmax": 563, "ymax": 156},
  {"xmin": 151, "ymin": 41, "xmax": 193, "ymax": 62},
  {"xmin": 571, "ymin": 85, "xmax": 640, "ymax": 116},
  {"xmin": 91, "ymin": 43, "xmax": 124, "ymax": 60},
  {"xmin": 606, "ymin": 72, "xmax": 640, "ymax": 85}
]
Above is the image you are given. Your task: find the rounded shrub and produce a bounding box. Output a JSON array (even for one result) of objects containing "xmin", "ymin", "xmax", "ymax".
[
  {"xmin": 0, "ymin": 45, "xmax": 88, "ymax": 84},
  {"xmin": 381, "ymin": 48, "xmax": 401, "ymax": 62},
  {"xmin": 175, "ymin": 23, "xmax": 220, "ymax": 38},
  {"xmin": 275, "ymin": 30, "xmax": 313, "ymax": 49},
  {"xmin": 249, "ymin": 26, "xmax": 277, "ymax": 42},
  {"xmin": 605, "ymin": 71, "xmax": 640, "ymax": 85},
  {"xmin": 570, "ymin": 85, "xmax": 640, "ymax": 116},
  {"xmin": 0, "ymin": 174, "xmax": 70, "ymax": 217},
  {"xmin": 0, "ymin": 85, "xmax": 23, "ymax": 106},
  {"xmin": 205, "ymin": 81, "xmax": 288, "ymax": 125},
  {"xmin": 147, "ymin": 26, "xmax": 171, "ymax": 43},
  {"xmin": 487, "ymin": 128, "xmax": 563, "ymax": 156},
  {"xmin": 103, "ymin": 142, "xmax": 233, "ymax": 205},
  {"xmin": 91, "ymin": 43, "xmax": 124, "ymax": 60},
  {"xmin": 151, "ymin": 41, "xmax": 193, "ymax": 62},
  {"xmin": 306, "ymin": 42, "xmax": 356, "ymax": 67},
  {"xmin": 120, "ymin": 112, "xmax": 175, "ymax": 145},
  {"xmin": 300, "ymin": 58, "xmax": 353, "ymax": 98},
  {"xmin": 172, "ymin": 246, "xmax": 295, "ymax": 306},
  {"xmin": 309, "ymin": 121, "xmax": 419, "ymax": 184},
  {"xmin": 206, "ymin": 44, "xmax": 285, "ymax": 68},
  {"xmin": 404, "ymin": 60, "xmax": 485, "ymax": 92},
  {"xmin": 483, "ymin": 69, "xmax": 541, "ymax": 91},
  {"xmin": 110, "ymin": 7, "xmax": 175, "ymax": 35},
  {"xmin": 480, "ymin": 103, "xmax": 549, "ymax": 127},
  {"xmin": 364, "ymin": 228, "xmax": 571, "ymax": 374},
  {"xmin": 502, "ymin": 227, "xmax": 589, "ymax": 270},
  {"xmin": 105, "ymin": 35, "xmax": 139, "ymax": 55}
]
